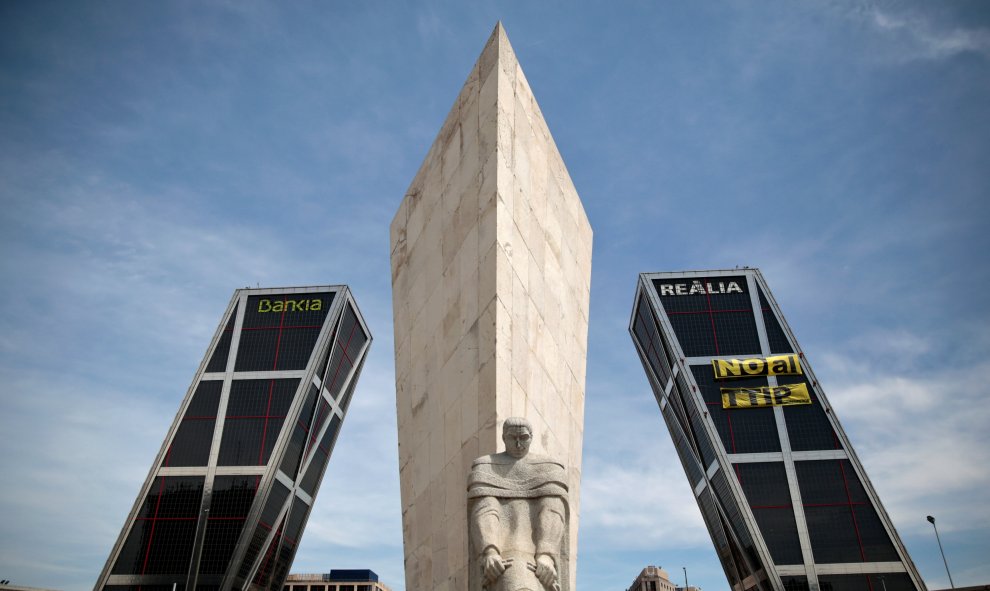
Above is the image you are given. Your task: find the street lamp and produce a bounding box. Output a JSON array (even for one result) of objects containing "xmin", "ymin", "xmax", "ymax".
[
  {"xmin": 927, "ymin": 515, "xmax": 955, "ymax": 589},
  {"xmin": 683, "ymin": 566, "xmax": 689, "ymax": 591}
]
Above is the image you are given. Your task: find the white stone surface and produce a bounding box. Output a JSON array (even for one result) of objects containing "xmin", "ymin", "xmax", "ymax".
[{"xmin": 390, "ymin": 22, "xmax": 592, "ymax": 591}]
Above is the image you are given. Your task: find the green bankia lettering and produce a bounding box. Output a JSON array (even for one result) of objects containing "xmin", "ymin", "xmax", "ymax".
[{"xmin": 257, "ymin": 298, "xmax": 324, "ymax": 313}]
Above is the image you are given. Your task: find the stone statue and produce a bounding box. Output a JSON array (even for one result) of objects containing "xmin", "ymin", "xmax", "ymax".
[{"xmin": 468, "ymin": 417, "xmax": 569, "ymax": 591}]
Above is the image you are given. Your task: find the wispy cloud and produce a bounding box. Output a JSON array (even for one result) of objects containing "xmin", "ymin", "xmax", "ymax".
[{"xmin": 870, "ymin": 7, "xmax": 990, "ymax": 61}]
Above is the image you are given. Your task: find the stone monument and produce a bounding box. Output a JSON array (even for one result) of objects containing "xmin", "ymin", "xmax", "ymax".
[
  {"xmin": 468, "ymin": 417, "xmax": 569, "ymax": 591},
  {"xmin": 390, "ymin": 23, "xmax": 592, "ymax": 591}
]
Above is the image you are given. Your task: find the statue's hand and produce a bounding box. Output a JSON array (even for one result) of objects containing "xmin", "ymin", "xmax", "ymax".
[
  {"xmin": 482, "ymin": 548, "xmax": 511, "ymax": 585},
  {"xmin": 529, "ymin": 554, "xmax": 558, "ymax": 590}
]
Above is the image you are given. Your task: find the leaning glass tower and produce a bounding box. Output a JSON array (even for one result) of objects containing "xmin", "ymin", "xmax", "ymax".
[
  {"xmin": 96, "ymin": 286, "xmax": 371, "ymax": 591},
  {"xmin": 629, "ymin": 269, "xmax": 925, "ymax": 591}
]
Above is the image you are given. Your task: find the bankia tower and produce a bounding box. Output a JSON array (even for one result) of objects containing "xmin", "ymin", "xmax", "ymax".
[
  {"xmin": 96, "ymin": 286, "xmax": 371, "ymax": 591},
  {"xmin": 629, "ymin": 270, "xmax": 925, "ymax": 591}
]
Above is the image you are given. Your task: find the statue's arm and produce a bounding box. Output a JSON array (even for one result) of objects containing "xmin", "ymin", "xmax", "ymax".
[
  {"xmin": 470, "ymin": 495, "xmax": 503, "ymax": 555},
  {"xmin": 534, "ymin": 495, "xmax": 565, "ymax": 557},
  {"xmin": 532, "ymin": 495, "xmax": 565, "ymax": 590},
  {"xmin": 471, "ymin": 495, "xmax": 510, "ymax": 585}
]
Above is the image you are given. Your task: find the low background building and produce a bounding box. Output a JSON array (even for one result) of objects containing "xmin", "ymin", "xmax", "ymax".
[
  {"xmin": 283, "ymin": 569, "xmax": 390, "ymax": 591},
  {"xmin": 628, "ymin": 566, "xmax": 694, "ymax": 591}
]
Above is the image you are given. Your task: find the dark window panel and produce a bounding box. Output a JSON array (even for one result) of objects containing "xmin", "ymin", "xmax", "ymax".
[
  {"xmin": 758, "ymin": 288, "xmax": 793, "ymax": 354},
  {"xmin": 267, "ymin": 497, "xmax": 311, "ymax": 590},
  {"xmin": 274, "ymin": 327, "xmax": 324, "ymax": 371},
  {"xmin": 632, "ymin": 293, "xmax": 672, "ymax": 387},
  {"xmin": 236, "ymin": 482, "xmax": 290, "ymax": 583},
  {"xmin": 300, "ymin": 415, "xmax": 342, "ymax": 495},
  {"xmin": 818, "ymin": 574, "xmax": 916, "ymax": 591},
  {"xmin": 852, "ymin": 505, "xmax": 900, "ymax": 562},
  {"xmin": 711, "ymin": 471, "xmax": 761, "ymax": 569},
  {"xmin": 782, "ymin": 577, "xmax": 809, "ymax": 591},
  {"xmin": 692, "ymin": 366, "xmax": 778, "ymax": 454},
  {"xmin": 234, "ymin": 330, "xmax": 282, "ymax": 372},
  {"xmin": 337, "ymin": 354, "xmax": 365, "ymax": 415},
  {"xmin": 252, "ymin": 515, "xmax": 286, "ymax": 588},
  {"xmin": 316, "ymin": 314, "xmax": 343, "ymax": 384},
  {"xmin": 112, "ymin": 476, "xmax": 204, "ymax": 575},
  {"xmin": 661, "ymin": 404, "xmax": 705, "ymax": 486},
  {"xmin": 804, "ymin": 505, "xmax": 862, "ymax": 563},
  {"xmin": 733, "ymin": 462, "xmax": 804, "ymax": 564},
  {"xmin": 163, "ymin": 381, "xmax": 222, "ymax": 468},
  {"xmin": 795, "ymin": 460, "xmax": 862, "ymax": 506},
  {"xmin": 206, "ymin": 304, "xmax": 239, "ymax": 373},
  {"xmin": 779, "ymin": 375, "xmax": 839, "ymax": 452},
  {"xmin": 303, "ymin": 399, "xmax": 333, "ymax": 466},
  {"xmin": 324, "ymin": 308, "xmax": 359, "ymax": 400},
  {"xmin": 751, "ymin": 507, "xmax": 802, "ymax": 564},
  {"xmin": 667, "ymin": 312, "xmax": 719, "ymax": 357},
  {"xmin": 711, "ymin": 311, "xmax": 761, "ymax": 356},
  {"xmin": 280, "ymin": 385, "xmax": 320, "ymax": 479},
  {"xmin": 736, "ymin": 462, "xmax": 791, "ymax": 507},
  {"xmin": 201, "ymin": 475, "xmax": 260, "ymax": 574},
  {"xmin": 698, "ymin": 488, "xmax": 731, "ymax": 555},
  {"xmin": 218, "ymin": 379, "xmax": 299, "ymax": 467},
  {"xmin": 797, "ymin": 459, "xmax": 898, "ymax": 562}
]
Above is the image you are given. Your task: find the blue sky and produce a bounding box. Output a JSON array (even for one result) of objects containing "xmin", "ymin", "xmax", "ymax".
[{"xmin": 1, "ymin": 2, "xmax": 989, "ymax": 590}]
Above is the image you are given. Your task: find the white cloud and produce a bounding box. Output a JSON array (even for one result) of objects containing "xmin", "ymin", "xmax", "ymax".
[
  {"xmin": 871, "ymin": 8, "xmax": 990, "ymax": 61},
  {"xmin": 819, "ymin": 349, "xmax": 990, "ymax": 535}
]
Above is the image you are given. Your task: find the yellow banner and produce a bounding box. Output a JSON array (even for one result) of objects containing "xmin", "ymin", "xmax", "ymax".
[
  {"xmin": 712, "ymin": 354, "xmax": 802, "ymax": 379},
  {"xmin": 721, "ymin": 383, "xmax": 811, "ymax": 409}
]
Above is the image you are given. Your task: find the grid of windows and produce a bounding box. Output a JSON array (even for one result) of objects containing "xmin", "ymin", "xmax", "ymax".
[
  {"xmin": 267, "ymin": 496, "xmax": 311, "ymax": 591},
  {"xmin": 758, "ymin": 289, "xmax": 793, "ymax": 355},
  {"xmin": 280, "ymin": 384, "xmax": 321, "ymax": 479},
  {"xmin": 219, "ymin": 379, "xmax": 300, "ymax": 466},
  {"xmin": 796, "ymin": 460, "xmax": 898, "ymax": 564},
  {"xmin": 164, "ymin": 381, "xmax": 223, "ymax": 467},
  {"xmin": 300, "ymin": 415, "xmax": 342, "ymax": 495},
  {"xmin": 632, "ymin": 293, "xmax": 673, "ymax": 387},
  {"xmin": 322, "ymin": 305, "xmax": 368, "ymax": 401},
  {"xmin": 206, "ymin": 304, "xmax": 238, "ymax": 373}
]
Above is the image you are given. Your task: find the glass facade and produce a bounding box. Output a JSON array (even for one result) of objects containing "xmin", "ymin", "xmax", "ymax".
[
  {"xmin": 97, "ymin": 287, "xmax": 372, "ymax": 591},
  {"xmin": 630, "ymin": 270, "xmax": 925, "ymax": 591}
]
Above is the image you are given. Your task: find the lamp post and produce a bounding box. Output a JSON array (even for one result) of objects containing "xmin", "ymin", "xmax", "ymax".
[
  {"xmin": 683, "ymin": 567, "xmax": 689, "ymax": 591},
  {"xmin": 927, "ymin": 515, "xmax": 955, "ymax": 589}
]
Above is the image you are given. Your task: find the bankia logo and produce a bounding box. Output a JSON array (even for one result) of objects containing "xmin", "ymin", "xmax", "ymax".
[
  {"xmin": 257, "ymin": 298, "xmax": 324, "ymax": 313},
  {"xmin": 657, "ymin": 279, "xmax": 744, "ymax": 296}
]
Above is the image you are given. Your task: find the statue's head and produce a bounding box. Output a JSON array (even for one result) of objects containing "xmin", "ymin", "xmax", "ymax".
[{"xmin": 502, "ymin": 416, "xmax": 533, "ymax": 459}]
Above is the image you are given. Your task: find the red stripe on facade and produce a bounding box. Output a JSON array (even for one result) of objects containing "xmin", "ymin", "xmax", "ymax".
[
  {"xmin": 704, "ymin": 289, "xmax": 720, "ymax": 355},
  {"xmin": 839, "ymin": 460, "xmax": 868, "ymax": 562},
  {"xmin": 271, "ymin": 298, "xmax": 288, "ymax": 370},
  {"xmin": 258, "ymin": 379, "xmax": 276, "ymax": 465},
  {"xmin": 139, "ymin": 476, "xmax": 168, "ymax": 575}
]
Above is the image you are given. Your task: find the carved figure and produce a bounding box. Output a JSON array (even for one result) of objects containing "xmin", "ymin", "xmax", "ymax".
[{"xmin": 468, "ymin": 417, "xmax": 569, "ymax": 591}]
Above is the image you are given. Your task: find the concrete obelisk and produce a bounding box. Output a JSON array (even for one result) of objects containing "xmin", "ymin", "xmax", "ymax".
[{"xmin": 390, "ymin": 23, "xmax": 592, "ymax": 591}]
